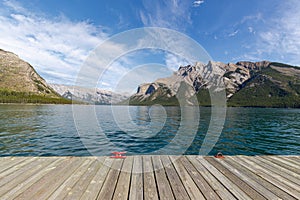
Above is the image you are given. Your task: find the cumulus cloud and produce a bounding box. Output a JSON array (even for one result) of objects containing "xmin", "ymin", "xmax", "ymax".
[
  {"xmin": 0, "ymin": 1, "xmax": 181, "ymax": 91},
  {"xmin": 0, "ymin": 0, "xmax": 107, "ymax": 84}
]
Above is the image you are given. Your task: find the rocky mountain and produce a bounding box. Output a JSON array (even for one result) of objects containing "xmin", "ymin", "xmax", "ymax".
[
  {"xmin": 0, "ymin": 49, "xmax": 70, "ymax": 104},
  {"xmin": 50, "ymin": 84, "xmax": 130, "ymax": 105},
  {"xmin": 129, "ymin": 61, "xmax": 300, "ymax": 107},
  {"xmin": 2, "ymin": 48, "xmax": 299, "ymax": 107}
]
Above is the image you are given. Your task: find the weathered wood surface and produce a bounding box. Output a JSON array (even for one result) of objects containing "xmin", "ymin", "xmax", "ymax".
[{"xmin": 0, "ymin": 155, "xmax": 299, "ymax": 200}]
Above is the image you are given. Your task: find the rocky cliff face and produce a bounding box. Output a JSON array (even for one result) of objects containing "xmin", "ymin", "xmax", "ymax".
[
  {"xmin": 130, "ymin": 60, "xmax": 300, "ymax": 107},
  {"xmin": 133, "ymin": 60, "xmax": 255, "ymax": 100},
  {"xmin": 50, "ymin": 84, "xmax": 130, "ymax": 104},
  {"xmin": 222, "ymin": 61, "xmax": 270, "ymax": 97}
]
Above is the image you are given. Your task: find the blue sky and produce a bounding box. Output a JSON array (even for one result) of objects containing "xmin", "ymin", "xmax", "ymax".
[{"xmin": 0, "ymin": 0, "xmax": 300, "ymax": 92}]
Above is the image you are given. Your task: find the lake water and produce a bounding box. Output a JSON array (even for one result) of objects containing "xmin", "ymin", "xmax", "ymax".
[{"xmin": 0, "ymin": 105, "xmax": 299, "ymax": 156}]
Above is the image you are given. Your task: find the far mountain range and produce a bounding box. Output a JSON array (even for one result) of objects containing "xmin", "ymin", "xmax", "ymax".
[{"xmin": 1, "ymin": 48, "xmax": 300, "ymax": 107}]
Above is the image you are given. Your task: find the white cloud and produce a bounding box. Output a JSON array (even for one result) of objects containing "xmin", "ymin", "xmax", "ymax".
[
  {"xmin": 2, "ymin": 0, "xmax": 26, "ymax": 13},
  {"xmin": 248, "ymin": 26, "xmax": 255, "ymax": 34},
  {"xmin": 112, "ymin": 64, "xmax": 173, "ymax": 94},
  {"xmin": 254, "ymin": 0, "xmax": 300, "ymax": 65},
  {"xmin": 228, "ymin": 30, "xmax": 239, "ymax": 37},
  {"xmin": 165, "ymin": 53, "xmax": 190, "ymax": 71},
  {"xmin": 240, "ymin": 13, "xmax": 263, "ymax": 24},
  {"xmin": 139, "ymin": 0, "xmax": 192, "ymax": 30},
  {"xmin": 0, "ymin": 3, "xmax": 171, "ymax": 92},
  {"xmin": 235, "ymin": 1, "xmax": 300, "ymax": 65},
  {"xmin": 193, "ymin": 0, "xmax": 204, "ymax": 7},
  {"xmin": 0, "ymin": 1, "xmax": 108, "ymax": 85}
]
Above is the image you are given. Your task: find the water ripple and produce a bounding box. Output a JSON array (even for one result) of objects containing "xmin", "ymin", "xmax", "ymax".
[{"xmin": 0, "ymin": 105, "xmax": 299, "ymax": 156}]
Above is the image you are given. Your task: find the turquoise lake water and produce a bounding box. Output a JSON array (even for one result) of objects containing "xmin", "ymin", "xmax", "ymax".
[{"xmin": 0, "ymin": 105, "xmax": 299, "ymax": 156}]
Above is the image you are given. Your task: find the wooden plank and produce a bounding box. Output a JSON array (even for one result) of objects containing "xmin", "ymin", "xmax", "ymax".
[
  {"xmin": 0, "ymin": 156, "xmax": 299, "ymax": 200},
  {"xmin": 0, "ymin": 157, "xmax": 14, "ymax": 167},
  {"xmin": 266, "ymin": 156, "xmax": 300, "ymax": 173},
  {"xmin": 0, "ymin": 157, "xmax": 26, "ymax": 167},
  {"xmin": 225, "ymin": 156, "xmax": 295, "ymax": 200},
  {"xmin": 113, "ymin": 156, "xmax": 133, "ymax": 200},
  {"xmin": 152, "ymin": 155, "xmax": 174, "ymax": 200},
  {"xmin": 170, "ymin": 156, "xmax": 205, "ymax": 200},
  {"xmin": 27, "ymin": 157, "xmax": 86, "ymax": 200},
  {"xmin": 14, "ymin": 157, "xmax": 84, "ymax": 200},
  {"xmin": 278, "ymin": 156, "xmax": 300, "ymax": 169},
  {"xmin": 290, "ymin": 156, "xmax": 300, "ymax": 162},
  {"xmin": 262, "ymin": 156, "xmax": 300, "ymax": 174},
  {"xmin": 143, "ymin": 156, "xmax": 159, "ymax": 200},
  {"xmin": 205, "ymin": 157, "xmax": 266, "ymax": 200},
  {"xmin": 235, "ymin": 156, "xmax": 300, "ymax": 199},
  {"xmin": 283, "ymin": 155, "xmax": 300, "ymax": 158},
  {"xmin": 252, "ymin": 156, "xmax": 300, "ymax": 186},
  {"xmin": 187, "ymin": 156, "xmax": 237, "ymax": 200},
  {"xmin": 216, "ymin": 156, "xmax": 278, "ymax": 199},
  {"xmin": 0, "ymin": 157, "xmax": 28, "ymax": 174},
  {"xmin": 64, "ymin": 158, "xmax": 104, "ymax": 200},
  {"xmin": 160, "ymin": 155, "xmax": 189, "ymax": 200},
  {"xmin": 2, "ymin": 157, "xmax": 64, "ymax": 200},
  {"xmin": 239, "ymin": 156, "xmax": 300, "ymax": 193},
  {"xmin": 0, "ymin": 157, "xmax": 38, "ymax": 187},
  {"xmin": 0, "ymin": 157, "xmax": 59, "ymax": 198},
  {"xmin": 197, "ymin": 157, "xmax": 252, "ymax": 200},
  {"xmin": 97, "ymin": 158, "xmax": 123, "ymax": 200},
  {"xmin": 129, "ymin": 155, "xmax": 143, "ymax": 200},
  {"xmin": 258, "ymin": 156, "xmax": 300, "ymax": 180},
  {"xmin": 183, "ymin": 156, "xmax": 221, "ymax": 200},
  {"xmin": 48, "ymin": 158, "xmax": 95, "ymax": 200},
  {"xmin": 80, "ymin": 157, "xmax": 114, "ymax": 200},
  {"xmin": 0, "ymin": 157, "xmax": 30, "ymax": 178}
]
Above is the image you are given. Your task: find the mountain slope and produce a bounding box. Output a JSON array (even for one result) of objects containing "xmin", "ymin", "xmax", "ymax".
[
  {"xmin": 228, "ymin": 63, "xmax": 300, "ymax": 107},
  {"xmin": 129, "ymin": 61, "xmax": 300, "ymax": 107},
  {"xmin": 50, "ymin": 84, "xmax": 130, "ymax": 105},
  {"xmin": 0, "ymin": 49, "xmax": 70, "ymax": 104}
]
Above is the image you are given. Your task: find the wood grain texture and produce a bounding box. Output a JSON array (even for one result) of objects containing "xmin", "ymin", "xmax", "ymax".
[
  {"xmin": 143, "ymin": 156, "xmax": 159, "ymax": 200},
  {"xmin": 0, "ymin": 155, "xmax": 299, "ymax": 200}
]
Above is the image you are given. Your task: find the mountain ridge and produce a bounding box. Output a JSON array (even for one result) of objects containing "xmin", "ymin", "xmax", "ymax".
[
  {"xmin": 128, "ymin": 60, "xmax": 300, "ymax": 108},
  {"xmin": 0, "ymin": 49, "xmax": 70, "ymax": 104},
  {"xmin": 50, "ymin": 84, "xmax": 130, "ymax": 105},
  {"xmin": 0, "ymin": 48, "xmax": 129, "ymax": 104},
  {"xmin": 1, "ymin": 48, "xmax": 300, "ymax": 107}
]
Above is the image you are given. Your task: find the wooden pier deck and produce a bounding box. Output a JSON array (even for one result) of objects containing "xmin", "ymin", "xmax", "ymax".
[{"xmin": 0, "ymin": 155, "xmax": 299, "ymax": 200}]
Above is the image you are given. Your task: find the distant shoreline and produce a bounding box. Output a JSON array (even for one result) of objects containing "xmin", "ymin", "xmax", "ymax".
[{"xmin": 1, "ymin": 103, "xmax": 299, "ymax": 109}]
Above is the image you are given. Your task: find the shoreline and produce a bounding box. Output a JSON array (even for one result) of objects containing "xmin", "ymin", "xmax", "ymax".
[{"xmin": 1, "ymin": 103, "xmax": 300, "ymax": 109}]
